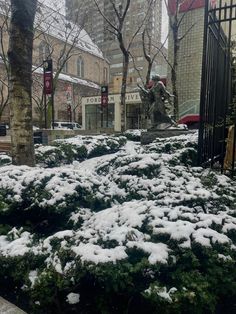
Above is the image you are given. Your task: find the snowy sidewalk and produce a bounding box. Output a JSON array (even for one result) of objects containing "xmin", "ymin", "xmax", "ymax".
[{"xmin": 0, "ymin": 297, "xmax": 26, "ymax": 314}]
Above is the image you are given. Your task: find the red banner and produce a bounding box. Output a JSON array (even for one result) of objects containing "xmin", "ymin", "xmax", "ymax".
[
  {"xmin": 44, "ymin": 72, "xmax": 53, "ymax": 95},
  {"xmin": 168, "ymin": 0, "xmax": 205, "ymax": 15},
  {"xmin": 101, "ymin": 95, "xmax": 108, "ymax": 107}
]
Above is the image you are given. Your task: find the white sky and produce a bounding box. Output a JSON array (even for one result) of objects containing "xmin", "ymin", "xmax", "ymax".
[{"xmin": 161, "ymin": 1, "xmax": 169, "ymax": 44}]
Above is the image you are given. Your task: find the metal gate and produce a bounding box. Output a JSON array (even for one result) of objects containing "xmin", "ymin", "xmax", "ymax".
[{"xmin": 198, "ymin": 0, "xmax": 236, "ymax": 176}]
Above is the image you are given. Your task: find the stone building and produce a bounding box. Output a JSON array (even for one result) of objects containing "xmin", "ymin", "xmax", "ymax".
[
  {"xmin": 167, "ymin": 0, "xmax": 205, "ymax": 125},
  {"xmin": 66, "ymin": 0, "xmax": 166, "ymax": 92},
  {"xmin": 0, "ymin": 1, "xmax": 109, "ymax": 126}
]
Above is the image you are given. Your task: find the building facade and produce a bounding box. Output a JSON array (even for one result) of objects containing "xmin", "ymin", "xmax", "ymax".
[
  {"xmin": 167, "ymin": 0, "xmax": 205, "ymax": 125},
  {"xmin": 0, "ymin": 1, "xmax": 109, "ymax": 126},
  {"xmin": 82, "ymin": 91, "xmax": 143, "ymax": 132},
  {"xmin": 66, "ymin": 0, "xmax": 165, "ymax": 92}
]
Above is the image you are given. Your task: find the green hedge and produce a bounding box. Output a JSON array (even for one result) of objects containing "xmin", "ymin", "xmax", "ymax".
[{"xmin": 0, "ymin": 133, "xmax": 235, "ymax": 313}]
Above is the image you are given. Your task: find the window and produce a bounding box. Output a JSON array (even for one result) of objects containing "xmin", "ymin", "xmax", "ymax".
[
  {"xmin": 95, "ymin": 62, "xmax": 100, "ymax": 82},
  {"xmin": 103, "ymin": 67, "xmax": 108, "ymax": 83},
  {"xmin": 59, "ymin": 50, "xmax": 68, "ymax": 73},
  {"xmin": 77, "ymin": 57, "xmax": 84, "ymax": 77},
  {"xmin": 110, "ymin": 63, "xmax": 123, "ymax": 68},
  {"xmin": 39, "ymin": 41, "xmax": 50, "ymax": 64},
  {"xmin": 136, "ymin": 57, "xmax": 144, "ymax": 61}
]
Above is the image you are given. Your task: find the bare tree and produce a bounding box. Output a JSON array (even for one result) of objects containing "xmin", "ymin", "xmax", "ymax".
[
  {"xmin": 130, "ymin": 29, "xmax": 169, "ymax": 88},
  {"xmin": 0, "ymin": 0, "xmax": 88, "ymax": 130},
  {"xmin": 0, "ymin": 1, "xmax": 11, "ymax": 122},
  {"xmin": 8, "ymin": 0, "xmax": 37, "ymax": 166},
  {"xmin": 32, "ymin": 4, "xmax": 86, "ymax": 127},
  {"xmin": 94, "ymin": 0, "xmax": 153, "ymax": 131}
]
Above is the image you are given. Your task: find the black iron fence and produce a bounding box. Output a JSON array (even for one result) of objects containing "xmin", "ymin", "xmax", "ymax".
[{"xmin": 198, "ymin": 0, "xmax": 236, "ymax": 176}]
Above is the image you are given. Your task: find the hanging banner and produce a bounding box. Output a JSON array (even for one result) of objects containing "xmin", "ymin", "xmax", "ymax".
[
  {"xmin": 44, "ymin": 72, "xmax": 53, "ymax": 95},
  {"xmin": 43, "ymin": 59, "xmax": 53, "ymax": 95},
  {"xmin": 101, "ymin": 85, "xmax": 108, "ymax": 107}
]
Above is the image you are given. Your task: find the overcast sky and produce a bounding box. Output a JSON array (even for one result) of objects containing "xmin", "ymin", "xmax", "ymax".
[{"xmin": 161, "ymin": 1, "xmax": 169, "ymax": 44}]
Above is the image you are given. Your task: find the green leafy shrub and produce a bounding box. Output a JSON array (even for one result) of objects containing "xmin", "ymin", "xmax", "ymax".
[
  {"xmin": 0, "ymin": 154, "xmax": 12, "ymax": 166},
  {"xmin": 35, "ymin": 135, "xmax": 126, "ymax": 167},
  {"xmin": 123, "ymin": 129, "xmax": 144, "ymax": 141},
  {"xmin": 0, "ymin": 132, "xmax": 236, "ymax": 313}
]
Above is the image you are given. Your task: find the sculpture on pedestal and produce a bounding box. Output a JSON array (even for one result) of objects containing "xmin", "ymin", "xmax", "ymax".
[{"xmin": 138, "ymin": 75, "xmax": 177, "ymax": 129}]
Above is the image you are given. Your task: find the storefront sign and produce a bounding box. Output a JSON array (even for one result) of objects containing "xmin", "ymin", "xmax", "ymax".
[{"xmin": 85, "ymin": 93, "xmax": 140, "ymax": 105}]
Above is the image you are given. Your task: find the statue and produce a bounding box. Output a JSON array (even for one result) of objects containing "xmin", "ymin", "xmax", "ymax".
[{"xmin": 138, "ymin": 75, "xmax": 177, "ymax": 129}]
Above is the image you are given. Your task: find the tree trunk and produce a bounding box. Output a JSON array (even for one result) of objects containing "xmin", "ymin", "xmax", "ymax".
[
  {"xmin": 145, "ymin": 61, "xmax": 152, "ymax": 87},
  {"xmin": 120, "ymin": 52, "xmax": 129, "ymax": 132},
  {"xmin": 171, "ymin": 24, "xmax": 179, "ymax": 121},
  {"xmin": 8, "ymin": 0, "xmax": 37, "ymax": 166}
]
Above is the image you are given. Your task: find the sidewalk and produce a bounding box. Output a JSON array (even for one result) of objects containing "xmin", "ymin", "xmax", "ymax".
[
  {"xmin": 0, "ymin": 135, "xmax": 11, "ymax": 142},
  {"xmin": 0, "ymin": 297, "xmax": 26, "ymax": 313}
]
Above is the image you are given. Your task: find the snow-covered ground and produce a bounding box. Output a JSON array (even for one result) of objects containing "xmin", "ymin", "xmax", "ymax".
[{"xmin": 0, "ymin": 131, "xmax": 235, "ymax": 311}]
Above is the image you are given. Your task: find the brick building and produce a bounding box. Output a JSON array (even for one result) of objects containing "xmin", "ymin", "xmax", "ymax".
[
  {"xmin": 167, "ymin": 0, "xmax": 205, "ymax": 125},
  {"xmin": 0, "ymin": 1, "xmax": 109, "ymax": 126}
]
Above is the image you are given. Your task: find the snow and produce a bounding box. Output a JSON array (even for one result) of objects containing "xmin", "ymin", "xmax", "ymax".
[
  {"xmin": 35, "ymin": 2, "xmax": 104, "ymax": 58},
  {"xmin": 127, "ymin": 242, "xmax": 170, "ymax": 264},
  {"xmin": 28, "ymin": 270, "xmax": 38, "ymax": 287},
  {"xmin": 156, "ymin": 287, "xmax": 178, "ymax": 302},
  {"xmin": 41, "ymin": 0, "xmax": 65, "ymax": 15},
  {"xmin": 33, "ymin": 66, "xmax": 100, "ymax": 89},
  {"xmin": 218, "ymin": 254, "xmax": 232, "ymax": 261},
  {"xmin": 0, "ymin": 0, "xmax": 104, "ymax": 59},
  {"xmin": 72, "ymin": 243, "xmax": 128, "ymax": 264},
  {"xmin": 145, "ymin": 286, "xmax": 177, "ymax": 303},
  {"xmin": 0, "ymin": 231, "xmax": 32, "ymax": 257},
  {"xmin": 66, "ymin": 292, "xmax": 80, "ymax": 305},
  {"xmin": 0, "ymin": 131, "xmax": 236, "ymax": 276}
]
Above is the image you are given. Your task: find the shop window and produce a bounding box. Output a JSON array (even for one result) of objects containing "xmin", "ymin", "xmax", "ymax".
[
  {"xmin": 85, "ymin": 103, "xmax": 114, "ymax": 130},
  {"xmin": 126, "ymin": 103, "xmax": 143, "ymax": 129}
]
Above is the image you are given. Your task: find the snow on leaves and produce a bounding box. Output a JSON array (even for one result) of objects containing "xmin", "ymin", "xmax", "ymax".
[{"xmin": 0, "ymin": 132, "xmax": 235, "ymax": 278}]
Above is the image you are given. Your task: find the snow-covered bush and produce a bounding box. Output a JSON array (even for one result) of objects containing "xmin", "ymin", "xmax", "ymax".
[
  {"xmin": 0, "ymin": 154, "xmax": 11, "ymax": 166},
  {"xmin": 35, "ymin": 143, "xmax": 88, "ymax": 167},
  {"xmin": 35, "ymin": 135, "xmax": 126, "ymax": 167},
  {"xmin": 123, "ymin": 129, "xmax": 145, "ymax": 141},
  {"xmin": 0, "ymin": 132, "xmax": 236, "ymax": 313}
]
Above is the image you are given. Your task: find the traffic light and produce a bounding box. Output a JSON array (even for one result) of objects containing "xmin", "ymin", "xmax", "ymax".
[{"xmin": 101, "ymin": 85, "xmax": 108, "ymax": 107}]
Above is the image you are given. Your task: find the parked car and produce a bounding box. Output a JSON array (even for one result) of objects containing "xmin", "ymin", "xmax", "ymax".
[
  {"xmin": 51, "ymin": 122, "xmax": 82, "ymax": 130},
  {"xmin": 0, "ymin": 124, "xmax": 6, "ymax": 136}
]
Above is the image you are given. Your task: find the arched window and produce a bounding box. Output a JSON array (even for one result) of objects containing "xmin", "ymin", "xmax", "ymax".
[
  {"xmin": 77, "ymin": 57, "xmax": 84, "ymax": 77},
  {"xmin": 95, "ymin": 62, "xmax": 100, "ymax": 82},
  {"xmin": 103, "ymin": 67, "xmax": 108, "ymax": 83},
  {"xmin": 59, "ymin": 50, "xmax": 68, "ymax": 73},
  {"xmin": 39, "ymin": 41, "xmax": 50, "ymax": 64}
]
